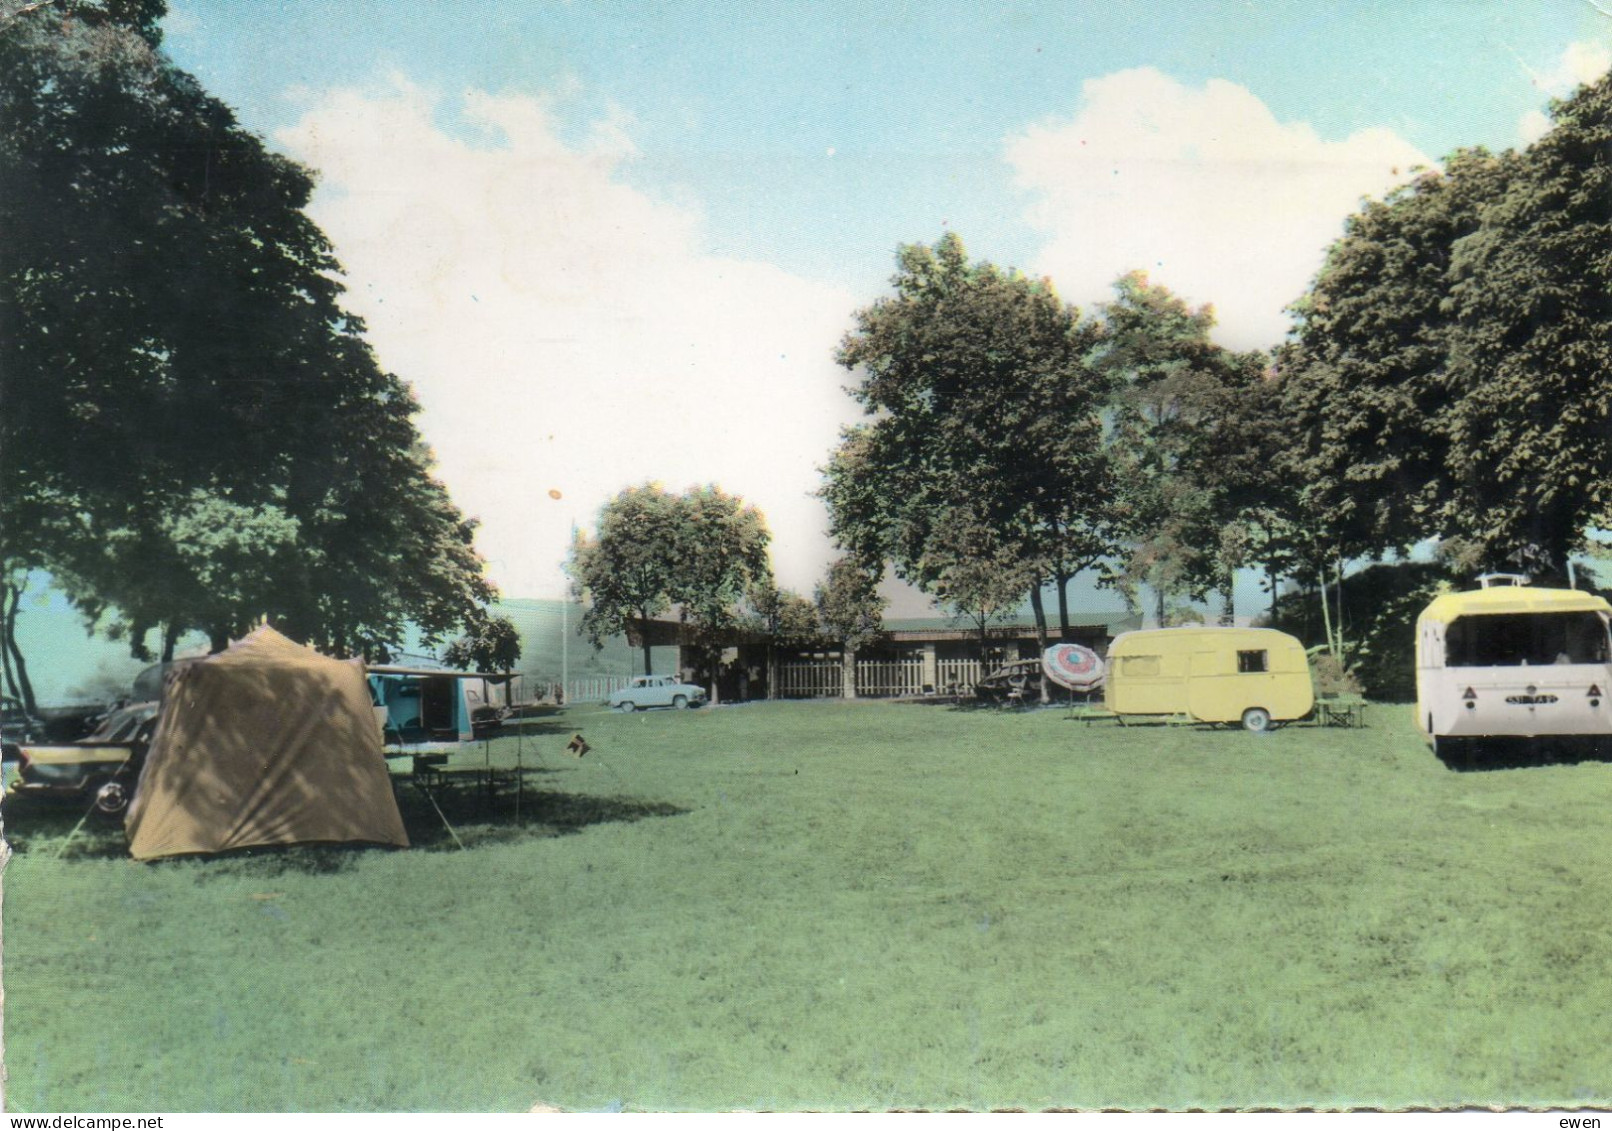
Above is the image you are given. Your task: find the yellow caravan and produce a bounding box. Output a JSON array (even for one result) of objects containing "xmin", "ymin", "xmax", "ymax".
[
  {"xmin": 1415, "ymin": 574, "xmax": 1612, "ymax": 756},
  {"xmin": 1104, "ymin": 627, "xmax": 1315, "ymax": 731}
]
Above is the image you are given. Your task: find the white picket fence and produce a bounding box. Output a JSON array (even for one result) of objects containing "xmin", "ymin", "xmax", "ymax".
[
  {"xmin": 776, "ymin": 660, "xmax": 843, "ymax": 699},
  {"xmin": 937, "ymin": 658, "xmax": 983, "ymax": 695},
  {"xmin": 563, "ymin": 675, "xmax": 634, "ymax": 705},
  {"xmin": 775, "ymin": 658, "xmax": 939, "ymax": 698},
  {"xmin": 856, "ymin": 658, "xmax": 924, "ymax": 698}
]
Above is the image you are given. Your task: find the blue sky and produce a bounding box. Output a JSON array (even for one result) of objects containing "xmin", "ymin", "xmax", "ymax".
[{"xmin": 154, "ymin": 0, "xmax": 1611, "ymax": 602}]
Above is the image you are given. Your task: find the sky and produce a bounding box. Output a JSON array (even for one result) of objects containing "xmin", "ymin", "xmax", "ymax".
[{"xmin": 156, "ymin": 0, "xmax": 1612, "ymax": 603}]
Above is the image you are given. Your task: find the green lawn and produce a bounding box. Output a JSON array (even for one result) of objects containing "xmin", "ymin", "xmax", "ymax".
[{"xmin": 5, "ymin": 700, "xmax": 1612, "ymax": 1112}]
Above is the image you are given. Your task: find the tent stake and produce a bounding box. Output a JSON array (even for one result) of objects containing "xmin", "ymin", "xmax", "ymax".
[
  {"xmin": 54, "ymin": 804, "xmax": 97, "ymax": 861},
  {"xmin": 417, "ymin": 783, "xmax": 465, "ymax": 851}
]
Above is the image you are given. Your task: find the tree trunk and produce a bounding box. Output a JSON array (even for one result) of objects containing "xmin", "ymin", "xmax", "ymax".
[
  {"xmin": 1029, "ymin": 582, "xmax": 1051, "ymax": 703},
  {"xmin": 161, "ymin": 620, "xmax": 179, "ymax": 663},
  {"xmin": 841, "ymin": 647, "xmax": 857, "ymax": 699},
  {"xmin": 1055, "ymin": 569, "xmax": 1072, "ymax": 639},
  {"xmin": 640, "ymin": 606, "xmax": 654, "ymax": 676},
  {"xmin": 2, "ymin": 582, "xmax": 39, "ymax": 715},
  {"xmin": 0, "ymin": 598, "xmax": 15, "ymax": 704}
]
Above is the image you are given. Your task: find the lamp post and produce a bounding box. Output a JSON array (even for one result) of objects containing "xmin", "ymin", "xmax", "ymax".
[{"xmin": 549, "ymin": 489, "xmax": 571, "ymax": 703}]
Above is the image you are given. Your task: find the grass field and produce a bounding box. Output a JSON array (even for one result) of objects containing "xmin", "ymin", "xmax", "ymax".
[{"xmin": 5, "ymin": 700, "xmax": 1612, "ymax": 1112}]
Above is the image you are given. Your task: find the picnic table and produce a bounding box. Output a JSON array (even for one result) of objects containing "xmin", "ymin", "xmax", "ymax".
[{"xmin": 1316, "ymin": 695, "xmax": 1367, "ymax": 728}]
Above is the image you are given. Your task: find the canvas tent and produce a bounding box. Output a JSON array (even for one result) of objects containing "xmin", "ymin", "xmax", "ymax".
[{"xmin": 125, "ymin": 626, "xmax": 409, "ymax": 861}]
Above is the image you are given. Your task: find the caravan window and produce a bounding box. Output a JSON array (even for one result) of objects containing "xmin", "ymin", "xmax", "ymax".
[
  {"xmin": 1237, "ymin": 650, "xmax": 1268, "ymax": 673},
  {"xmin": 1121, "ymin": 655, "xmax": 1161, "ymax": 677},
  {"xmin": 1445, "ymin": 612, "xmax": 1611, "ymax": 667}
]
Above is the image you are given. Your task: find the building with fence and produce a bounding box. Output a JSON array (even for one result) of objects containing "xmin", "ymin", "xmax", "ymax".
[{"xmin": 630, "ymin": 611, "xmax": 1141, "ymax": 701}]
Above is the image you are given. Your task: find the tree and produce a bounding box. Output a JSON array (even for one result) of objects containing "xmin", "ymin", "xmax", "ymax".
[
  {"xmin": 1096, "ymin": 272, "xmax": 1281, "ymax": 625},
  {"xmin": 917, "ymin": 506, "xmax": 1038, "ymax": 661},
  {"xmin": 568, "ymin": 485, "xmax": 687, "ymax": 675},
  {"xmin": 672, "ymin": 486, "xmax": 772, "ymax": 698},
  {"xmin": 443, "ymin": 611, "xmax": 522, "ymax": 705},
  {"xmin": 1283, "ymin": 71, "xmax": 1612, "ymax": 580},
  {"xmin": 748, "ymin": 581, "xmax": 822, "ymax": 700},
  {"xmin": 0, "ymin": 0, "xmax": 494, "ymax": 663},
  {"xmin": 813, "ymin": 556, "xmax": 887, "ymax": 700},
  {"xmin": 569, "ymin": 484, "xmax": 773, "ymax": 687},
  {"xmin": 1438, "ymin": 77, "xmax": 1612, "ymax": 576},
  {"xmin": 824, "ymin": 232, "xmax": 1115, "ymax": 644},
  {"xmin": 443, "ymin": 612, "xmax": 521, "ymax": 674},
  {"xmin": 1279, "ymin": 150, "xmax": 1514, "ymax": 566}
]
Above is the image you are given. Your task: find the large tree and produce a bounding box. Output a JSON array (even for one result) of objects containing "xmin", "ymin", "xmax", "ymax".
[
  {"xmin": 1439, "ymin": 77, "xmax": 1612, "ymax": 575},
  {"xmin": 1284, "ymin": 74, "xmax": 1612, "ymax": 578},
  {"xmin": 823, "ymin": 232, "xmax": 1115, "ymax": 645},
  {"xmin": 1097, "ymin": 272, "xmax": 1284, "ymax": 624},
  {"xmin": 0, "ymin": 0, "xmax": 492, "ymax": 671},
  {"xmin": 1279, "ymin": 149, "xmax": 1515, "ymax": 565}
]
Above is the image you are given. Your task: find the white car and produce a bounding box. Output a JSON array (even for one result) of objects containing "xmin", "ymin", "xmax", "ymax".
[{"xmin": 607, "ymin": 675, "xmax": 708, "ymax": 712}]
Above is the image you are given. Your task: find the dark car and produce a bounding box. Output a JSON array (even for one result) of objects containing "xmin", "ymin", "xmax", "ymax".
[
  {"xmin": 973, "ymin": 659, "xmax": 1044, "ymax": 704},
  {"xmin": 3, "ymin": 701, "xmax": 159, "ymax": 818}
]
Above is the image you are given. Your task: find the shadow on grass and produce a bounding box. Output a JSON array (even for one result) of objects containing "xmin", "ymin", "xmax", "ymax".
[
  {"xmin": 396, "ymin": 779, "xmax": 689, "ymax": 853},
  {"xmin": 1, "ymin": 800, "xmax": 129, "ymax": 861},
  {"xmin": 1, "ymin": 773, "xmax": 690, "ymax": 871},
  {"xmin": 1437, "ymin": 735, "xmax": 1612, "ymax": 772}
]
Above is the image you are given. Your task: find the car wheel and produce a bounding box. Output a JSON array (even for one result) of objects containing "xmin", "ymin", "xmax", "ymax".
[
  {"xmin": 90, "ymin": 779, "xmax": 130, "ymax": 818},
  {"xmin": 618, "ymin": 701, "xmax": 636, "ymax": 713},
  {"xmin": 1241, "ymin": 707, "xmax": 1273, "ymax": 733},
  {"xmin": 673, "ymin": 695, "xmax": 688, "ymax": 710}
]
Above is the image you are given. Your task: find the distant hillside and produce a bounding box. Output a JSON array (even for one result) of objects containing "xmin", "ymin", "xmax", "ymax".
[
  {"xmin": 490, "ymin": 598, "xmax": 676, "ymax": 687},
  {"xmin": 7, "ymin": 577, "xmax": 670, "ymax": 708}
]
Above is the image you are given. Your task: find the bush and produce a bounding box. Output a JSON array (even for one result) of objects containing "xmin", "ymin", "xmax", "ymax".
[{"xmin": 1268, "ymin": 561, "xmax": 1453, "ymax": 702}]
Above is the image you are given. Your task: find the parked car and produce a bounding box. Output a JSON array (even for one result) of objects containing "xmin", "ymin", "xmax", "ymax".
[
  {"xmin": 2, "ymin": 701, "xmax": 159, "ymax": 818},
  {"xmin": 607, "ymin": 675, "xmax": 708, "ymax": 712},
  {"xmin": 974, "ymin": 659, "xmax": 1044, "ymax": 703}
]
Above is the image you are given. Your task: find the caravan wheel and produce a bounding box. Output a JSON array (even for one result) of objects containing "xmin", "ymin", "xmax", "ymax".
[{"xmin": 1241, "ymin": 707, "xmax": 1273, "ymax": 733}]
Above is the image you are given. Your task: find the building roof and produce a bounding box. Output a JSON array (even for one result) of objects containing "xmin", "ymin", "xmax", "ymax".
[
  {"xmin": 882, "ymin": 611, "xmax": 1140, "ymax": 641},
  {"xmin": 627, "ymin": 609, "xmax": 1141, "ymax": 647}
]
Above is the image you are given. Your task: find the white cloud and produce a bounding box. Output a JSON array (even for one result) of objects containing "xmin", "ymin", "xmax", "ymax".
[
  {"xmin": 1533, "ymin": 39, "xmax": 1612, "ymax": 96},
  {"xmin": 276, "ymin": 77, "xmax": 859, "ymax": 598},
  {"xmin": 1005, "ymin": 67, "xmax": 1431, "ymax": 350},
  {"xmin": 1519, "ymin": 40, "xmax": 1612, "ymax": 143}
]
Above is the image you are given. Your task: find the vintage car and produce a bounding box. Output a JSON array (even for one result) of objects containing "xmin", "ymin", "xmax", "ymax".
[
  {"xmin": 2, "ymin": 701, "xmax": 160, "ymax": 818},
  {"xmin": 607, "ymin": 675, "xmax": 708, "ymax": 712}
]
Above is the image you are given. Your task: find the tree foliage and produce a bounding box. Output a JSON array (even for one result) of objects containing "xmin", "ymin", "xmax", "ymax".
[
  {"xmin": 823, "ymin": 233, "xmax": 1114, "ymax": 641},
  {"xmin": 0, "ymin": 0, "xmax": 492, "ymax": 667},
  {"xmin": 917, "ymin": 505, "xmax": 1037, "ymax": 658},
  {"xmin": 1284, "ymin": 72, "xmax": 1612, "ymax": 577},
  {"xmin": 443, "ymin": 612, "xmax": 522, "ymax": 675},
  {"xmin": 747, "ymin": 580, "xmax": 822, "ymax": 699},
  {"xmin": 568, "ymin": 484, "xmax": 772, "ymax": 679},
  {"xmin": 1097, "ymin": 272, "xmax": 1289, "ymax": 624},
  {"xmin": 813, "ymin": 556, "xmax": 886, "ymax": 653}
]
